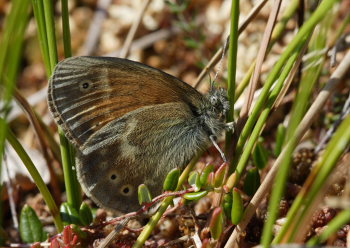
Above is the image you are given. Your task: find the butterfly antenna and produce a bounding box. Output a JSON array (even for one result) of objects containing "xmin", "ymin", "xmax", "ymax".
[
  {"xmin": 208, "ymin": 74, "xmax": 215, "ymax": 92},
  {"xmin": 211, "ymin": 36, "xmax": 229, "ymax": 90}
]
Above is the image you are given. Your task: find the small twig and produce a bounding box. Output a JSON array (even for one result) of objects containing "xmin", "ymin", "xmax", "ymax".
[
  {"xmin": 254, "ymin": 245, "xmax": 344, "ymax": 248},
  {"xmin": 315, "ymin": 90, "xmax": 350, "ymax": 153},
  {"xmin": 97, "ymin": 217, "xmax": 131, "ymax": 248},
  {"xmin": 3, "ymin": 152, "xmax": 19, "ymax": 229},
  {"xmin": 124, "ymin": 225, "xmax": 144, "ymax": 233},
  {"xmin": 330, "ymin": 32, "xmax": 350, "ymax": 67},
  {"xmin": 194, "ymin": 0, "xmax": 269, "ymax": 89},
  {"xmin": 108, "ymin": 27, "xmax": 180, "ymax": 57},
  {"xmin": 162, "ymin": 201, "xmax": 182, "ymax": 217},
  {"xmin": 81, "ymin": 0, "xmax": 112, "ymax": 55},
  {"xmin": 189, "ymin": 208, "xmax": 202, "ymax": 248},
  {"xmin": 7, "ymin": 86, "xmax": 47, "ymax": 121},
  {"xmin": 159, "ymin": 235, "xmax": 190, "ymax": 247},
  {"xmin": 302, "ymin": 48, "xmax": 327, "ymax": 62},
  {"xmin": 14, "ymin": 89, "xmax": 61, "ymax": 203},
  {"xmin": 138, "ymin": 188, "xmax": 195, "ymax": 213},
  {"xmin": 224, "ymin": 50, "xmax": 350, "ymax": 248},
  {"xmin": 343, "ymin": 155, "xmax": 350, "ymax": 202},
  {"xmin": 119, "ymin": 0, "xmax": 151, "ymax": 58},
  {"xmin": 240, "ymin": 0, "xmax": 282, "ymax": 118},
  {"xmin": 192, "ymin": 232, "xmax": 202, "ymax": 248},
  {"xmin": 273, "ymin": 36, "xmax": 312, "ymax": 109},
  {"xmin": 103, "ymin": 188, "xmax": 195, "ymax": 227},
  {"xmin": 81, "ymin": 211, "xmax": 138, "ymax": 231},
  {"xmin": 347, "ymin": 224, "xmax": 350, "ymax": 248},
  {"xmin": 3, "ymin": 86, "xmax": 62, "ymax": 163},
  {"xmin": 10, "ymin": 244, "xmax": 49, "ymax": 248}
]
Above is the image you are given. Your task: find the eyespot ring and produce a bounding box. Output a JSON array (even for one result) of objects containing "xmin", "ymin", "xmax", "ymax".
[
  {"xmin": 108, "ymin": 171, "xmax": 119, "ymax": 183},
  {"xmin": 79, "ymin": 80, "xmax": 93, "ymax": 92},
  {"xmin": 120, "ymin": 184, "xmax": 133, "ymax": 196}
]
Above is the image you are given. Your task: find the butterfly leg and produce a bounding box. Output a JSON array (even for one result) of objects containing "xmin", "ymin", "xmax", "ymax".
[
  {"xmin": 209, "ymin": 135, "xmax": 227, "ymax": 162},
  {"xmin": 225, "ymin": 121, "xmax": 235, "ymax": 132}
]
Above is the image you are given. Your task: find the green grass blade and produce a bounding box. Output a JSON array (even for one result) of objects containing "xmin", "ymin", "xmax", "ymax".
[
  {"xmin": 235, "ymin": 51, "xmax": 299, "ymax": 182},
  {"xmin": 225, "ymin": 0, "xmax": 240, "ymax": 157},
  {"xmin": 258, "ymin": 2, "xmax": 340, "ymax": 246},
  {"xmin": 5, "ymin": 122, "xmax": 63, "ymax": 231},
  {"xmin": 61, "ymin": 0, "xmax": 72, "ymax": 58},
  {"xmin": 31, "ymin": 0, "xmax": 51, "ymax": 74},
  {"xmin": 0, "ymin": 0, "xmax": 31, "ymax": 228},
  {"xmin": 0, "ymin": 0, "xmax": 31, "ymax": 179},
  {"xmin": 284, "ymin": 11, "xmax": 333, "ymax": 144},
  {"xmin": 43, "ymin": 0, "xmax": 58, "ymax": 69},
  {"xmin": 232, "ymin": 0, "xmax": 339, "ymax": 176},
  {"xmin": 59, "ymin": 0, "xmax": 81, "ymax": 210},
  {"xmin": 287, "ymin": 115, "xmax": 350, "ymax": 242},
  {"xmin": 32, "ymin": 0, "xmax": 81, "ymax": 211},
  {"xmin": 234, "ymin": 0, "xmax": 299, "ymax": 101}
]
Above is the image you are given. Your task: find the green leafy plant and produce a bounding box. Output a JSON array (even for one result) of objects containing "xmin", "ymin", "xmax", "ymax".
[{"xmin": 19, "ymin": 205, "xmax": 47, "ymax": 243}]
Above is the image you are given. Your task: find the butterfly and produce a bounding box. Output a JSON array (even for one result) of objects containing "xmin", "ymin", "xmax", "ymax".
[{"xmin": 48, "ymin": 56, "xmax": 229, "ymax": 213}]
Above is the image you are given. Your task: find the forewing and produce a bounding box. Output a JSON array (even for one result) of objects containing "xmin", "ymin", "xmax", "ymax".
[
  {"xmin": 76, "ymin": 102, "xmax": 211, "ymax": 213},
  {"xmin": 48, "ymin": 56, "xmax": 204, "ymax": 150}
]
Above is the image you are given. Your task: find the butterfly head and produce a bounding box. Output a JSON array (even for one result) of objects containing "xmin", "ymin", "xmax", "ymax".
[
  {"xmin": 207, "ymin": 88, "xmax": 229, "ymax": 119},
  {"xmin": 195, "ymin": 88, "xmax": 229, "ymax": 138}
]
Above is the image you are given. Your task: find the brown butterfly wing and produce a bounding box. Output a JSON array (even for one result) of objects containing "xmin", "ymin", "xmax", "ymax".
[
  {"xmin": 76, "ymin": 102, "xmax": 212, "ymax": 212},
  {"xmin": 48, "ymin": 56, "xmax": 205, "ymax": 150}
]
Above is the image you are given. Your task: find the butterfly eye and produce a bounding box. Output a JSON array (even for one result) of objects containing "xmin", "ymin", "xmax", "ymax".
[
  {"xmin": 79, "ymin": 80, "xmax": 92, "ymax": 91},
  {"xmin": 120, "ymin": 185, "xmax": 133, "ymax": 196}
]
